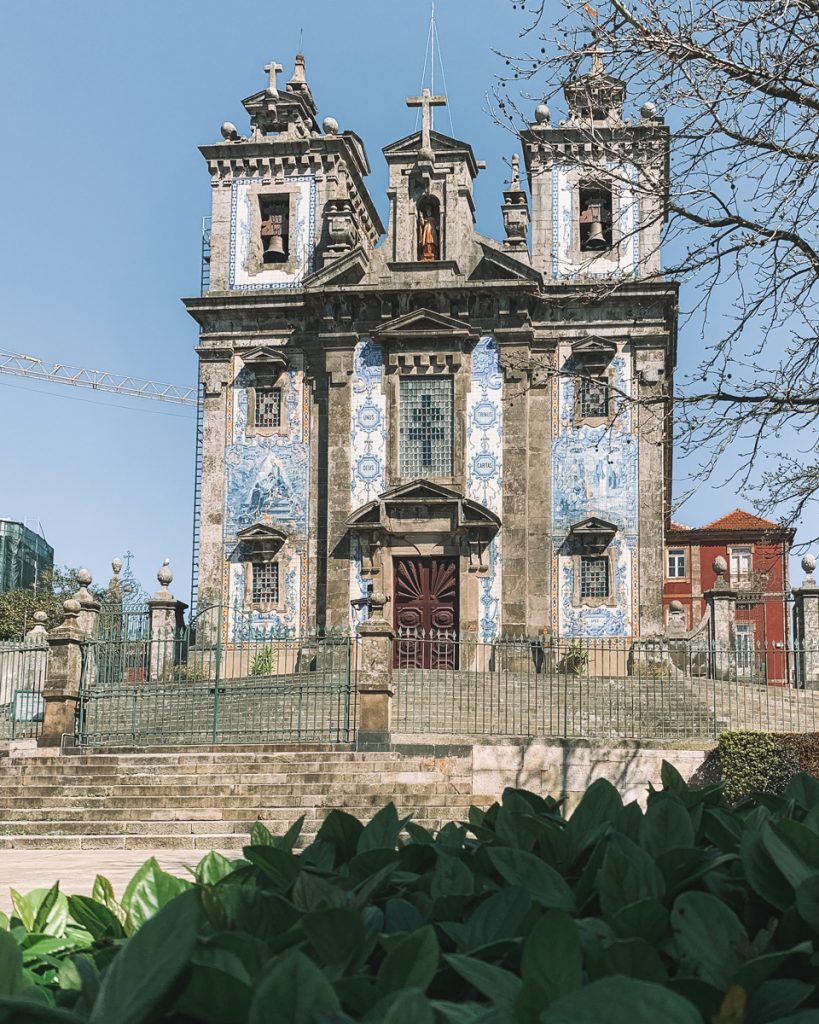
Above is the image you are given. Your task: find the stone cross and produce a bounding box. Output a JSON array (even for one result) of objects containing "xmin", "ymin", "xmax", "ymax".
[
  {"xmin": 406, "ymin": 87, "xmax": 447, "ymax": 155},
  {"xmin": 264, "ymin": 60, "xmax": 284, "ymax": 96}
]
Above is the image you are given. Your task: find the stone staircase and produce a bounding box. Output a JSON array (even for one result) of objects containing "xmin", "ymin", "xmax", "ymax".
[{"xmin": 0, "ymin": 747, "xmax": 490, "ymax": 851}]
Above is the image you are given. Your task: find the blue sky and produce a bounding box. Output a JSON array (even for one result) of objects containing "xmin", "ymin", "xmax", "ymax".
[{"xmin": 0, "ymin": 0, "xmax": 805, "ymax": 601}]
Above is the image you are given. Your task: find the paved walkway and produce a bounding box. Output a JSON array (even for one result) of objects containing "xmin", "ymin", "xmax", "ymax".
[{"xmin": 0, "ymin": 851, "xmax": 225, "ymax": 909}]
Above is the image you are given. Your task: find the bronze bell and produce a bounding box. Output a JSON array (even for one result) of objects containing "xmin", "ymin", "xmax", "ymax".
[
  {"xmin": 585, "ymin": 221, "xmax": 607, "ymax": 248},
  {"xmin": 264, "ymin": 234, "xmax": 286, "ymax": 261}
]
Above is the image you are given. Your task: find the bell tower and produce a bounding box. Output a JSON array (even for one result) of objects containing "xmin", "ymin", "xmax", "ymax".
[{"xmin": 521, "ymin": 52, "xmax": 668, "ymax": 280}]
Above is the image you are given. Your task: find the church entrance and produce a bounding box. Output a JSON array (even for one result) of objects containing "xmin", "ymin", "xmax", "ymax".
[{"xmin": 393, "ymin": 556, "xmax": 459, "ymax": 668}]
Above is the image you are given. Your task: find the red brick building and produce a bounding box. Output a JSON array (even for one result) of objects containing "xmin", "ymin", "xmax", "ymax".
[{"xmin": 664, "ymin": 510, "xmax": 795, "ymax": 680}]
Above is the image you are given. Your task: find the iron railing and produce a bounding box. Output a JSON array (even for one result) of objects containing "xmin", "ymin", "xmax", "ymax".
[
  {"xmin": 0, "ymin": 641, "xmax": 47, "ymax": 741},
  {"xmin": 393, "ymin": 629, "xmax": 819, "ymax": 740}
]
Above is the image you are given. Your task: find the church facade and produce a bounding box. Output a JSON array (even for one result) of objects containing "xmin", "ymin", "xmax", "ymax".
[{"xmin": 184, "ymin": 54, "xmax": 676, "ymax": 644}]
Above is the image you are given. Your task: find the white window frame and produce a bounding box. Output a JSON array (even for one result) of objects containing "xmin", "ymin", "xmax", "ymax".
[
  {"xmin": 729, "ymin": 546, "xmax": 752, "ymax": 579},
  {"xmin": 667, "ymin": 548, "xmax": 686, "ymax": 579},
  {"xmin": 735, "ymin": 622, "xmax": 754, "ymax": 670}
]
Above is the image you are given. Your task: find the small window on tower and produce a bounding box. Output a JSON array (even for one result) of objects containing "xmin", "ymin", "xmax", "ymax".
[
  {"xmin": 260, "ymin": 197, "xmax": 289, "ymax": 263},
  {"xmin": 579, "ymin": 184, "xmax": 613, "ymax": 251},
  {"xmin": 580, "ymin": 556, "xmax": 610, "ymax": 599},
  {"xmin": 251, "ymin": 561, "xmax": 279, "ymax": 606},
  {"xmin": 579, "ymin": 377, "xmax": 609, "ymax": 419},
  {"xmin": 254, "ymin": 388, "xmax": 282, "ymax": 429}
]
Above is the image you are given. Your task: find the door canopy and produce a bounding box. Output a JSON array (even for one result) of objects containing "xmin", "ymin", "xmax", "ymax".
[{"xmin": 346, "ymin": 479, "xmax": 500, "ymax": 575}]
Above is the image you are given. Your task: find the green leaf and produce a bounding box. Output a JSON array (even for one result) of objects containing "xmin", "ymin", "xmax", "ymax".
[
  {"xmin": 67, "ymin": 896, "xmax": 125, "ymax": 940},
  {"xmin": 784, "ymin": 773, "xmax": 819, "ymax": 812},
  {"xmin": 644, "ymin": 793, "xmax": 695, "ymax": 856},
  {"xmin": 734, "ymin": 945, "xmax": 812, "ymax": 993},
  {"xmin": 242, "ymin": 846, "xmax": 300, "ymax": 891},
  {"xmin": 377, "ymin": 926, "xmax": 439, "ymax": 997},
  {"xmin": 357, "ymin": 802, "xmax": 404, "ymax": 853},
  {"xmin": 540, "ymin": 976, "xmax": 702, "ymax": 1023},
  {"xmin": 521, "ymin": 910, "xmax": 581, "ymax": 1000},
  {"xmin": 0, "ymin": 999, "xmax": 84, "ymax": 1023},
  {"xmin": 249, "ymin": 820, "xmax": 274, "ymax": 846},
  {"xmin": 174, "ymin": 945, "xmax": 252, "ymax": 1024},
  {"xmin": 90, "ymin": 888, "xmax": 201, "ymax": 1024},
  {"xmin": 566, "ymin": 779, "xmax": 622, "ymax": 850},
  {"xmin": 291, "ymin": 870, "xmax": 345, "ymax": 912},
  {"xmin": 747, "ymin": 979, "xmax": 813, "ymax": 1024},
  {"xmin": 796, "ymin": 874, "xmax": 819, "ymax": 931},
  {"xmin": 0, "ymin": 931, "xmax": 23, "ymax": 996},
  {"xmin": 32, "ymin": 885, "xmax": 60, "ymax": 935},
  {"xmin": 382, "ymin": 988, "xmax": 435, "ymax": 1024},
  {"xmin": 444, "ymin": 954, "xmax": 522, "ymax": 1008},
  {"xmin": 91, "ymin": 875, "xmax": 126, "ymax": 926},
  {"xmin": 121, "ymin": 857, "xmax": 192, "ymax": 932},
  {"xmin": 316, "ymin": 809, "xmax": 363, "ymax": 863},
  {"xmin": 611, "ymin": 898, "xmax": 669, "ymax": 945},
  {"xmin": 384, "ymin": 898, "xmax": 425, "ymax": 935},
  {"xmin": 460, "ymin": 886, "xmax": 531, "ymax": 952},
  {"xmin": 760, "ymin": 822, "xmax": 818, "ymax": 890},
  {"xmin": 597, "ymin": 835, "xmax": 665, "ymax": 916},
  {"xmin": 741, "ymin": 830, "xmax": 794, "ymax": 910},
  {"xmin": 660, "ymin": 760, "xmax": 688, "ymax": 796},
  {"xmin": 601, "ymin": 938, "xmax": 668, "ymax": 984},
  {"xmin": 271, "ymin": 815, "xmax": 305, "ymax": 852},
  {"xmin": 430, "ymin": 1001, "xmax": 497, "ymax": 1023},
  {"xmin": 487, "ymin": 848, "xmax": 574, "ymax": 910},
  {"xmin": 671, "ymin": 891, "xmax": 748, "ymax": 989},
  {"xmin": 195, "ymin": 851, "xmax": 235, "ymax": 886},
  {"xmin": 302, "ymin": 908, "xmax": 364, "ymax": 966},
  {"xmin": 431, "ymin": 853, "xmax": 474, "ymax": 900},
  {"xmin": 249, "ymin": 950, "xmax": 340, "ymax": 1024}
]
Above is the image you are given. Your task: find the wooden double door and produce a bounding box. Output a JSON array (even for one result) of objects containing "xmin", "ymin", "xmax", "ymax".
[{"xmin": 393, "ymin": 556, "xmax": 459, "ymax": 668}]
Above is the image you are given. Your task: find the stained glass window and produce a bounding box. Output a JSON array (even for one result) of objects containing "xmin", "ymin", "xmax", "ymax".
[
  {"xmin": 251, "ymin": 561, "xmax": 279, "ymax": 604},
  {"xmin": 399, "ymin": 377, "xmax": 453, "ymax": 477},
  {"xmin": 254, "ymin": 388, "xmax": 281, "ymax": 429},
  {"xmin": 580, "ymin": 556, "xmax": 609, "ymax": 599}
]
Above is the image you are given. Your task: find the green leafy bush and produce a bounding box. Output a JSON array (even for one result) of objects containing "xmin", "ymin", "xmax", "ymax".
[
  {"xmin": 5, "ymin": 768, "xmax": 819, "ymax": 1021},
  {"xmin": 719, "ymin": 730, "xmax": 800, "ymax": 802}
]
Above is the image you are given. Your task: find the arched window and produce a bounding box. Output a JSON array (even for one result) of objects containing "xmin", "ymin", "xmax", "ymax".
[{"xmin": 416, "ymin": 195, "xmax": 441, "ymax": 261}]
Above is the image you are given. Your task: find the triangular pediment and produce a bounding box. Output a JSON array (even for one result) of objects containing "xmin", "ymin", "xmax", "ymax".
[
  {"xmin": 347, "ymin": 480, "xmax": 501, "ymax": 533},
  {"xmin": 303, "ymin": 247, "xmax": 369, "ymax": 289},
  {"xmin": 572, "ymin": 335, "xmax": 617, "ymax": 358},
  {"xmin": 237, "ymin": 523, "xmax": 288, "ymax": 544},
  {"xmin": 470, "ymin": 241, "xmax": 541, "ymax": 283},
  {"xmin": 381, "ymin": 479, "xmax": 463, "ymax": 503},
  {"xmin": 570, "ymin": 517, "xmax": 618, "ymax": 535},
  {"xmin": 373, "ymin": 308, "xmax": 474, "ymax": 341}
]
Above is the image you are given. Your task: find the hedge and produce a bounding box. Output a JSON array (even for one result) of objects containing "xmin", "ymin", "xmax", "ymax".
[
  {"xmin": 3, "ymin": 765, "xmax": 819, "ymax": 1021},
  {"xmin": 719, "ymin": 730, "xmax": 819, "ymax": 802}
]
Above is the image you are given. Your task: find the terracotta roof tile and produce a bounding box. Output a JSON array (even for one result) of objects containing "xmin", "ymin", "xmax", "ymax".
[
  {"xmin": 669, "ymin": 520, "xmax": 691, "ymax": 531},
  {"xmin": 700, "ymin": 508, "xmax": 782, "ymax": 532}
]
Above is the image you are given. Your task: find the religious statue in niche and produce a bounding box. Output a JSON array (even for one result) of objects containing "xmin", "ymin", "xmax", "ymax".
[{"xmin": 417, "ymin": 197, "xmax": 440, "ymax": 261}]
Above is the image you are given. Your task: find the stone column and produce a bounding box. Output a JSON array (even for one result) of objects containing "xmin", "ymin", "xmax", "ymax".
[
  {"xmin": 704, "ymin": 556, "xmax": 737, "ymax": 680},
  {"xmin": 357, "ymin": 594, "xmax": 394, "ymax": 746},
  {"xmin": 39, "ymin": 599, "xmax": 86, "ymax": 749},
  {"xmin": 23, "ymin": 610, "xmax": 49, "ymax": 695},
  {"xmin": 793, "ymin": 554, "xmax": 819, "ymax": 688},
  {"xmin": 147, "ymin": 561, "xmax": 187, "ymax": 682}
]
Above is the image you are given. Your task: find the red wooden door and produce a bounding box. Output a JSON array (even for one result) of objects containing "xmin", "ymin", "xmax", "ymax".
[{"xmin": 393, "ymin": 557, "xmax": 458, "ymax": 668}]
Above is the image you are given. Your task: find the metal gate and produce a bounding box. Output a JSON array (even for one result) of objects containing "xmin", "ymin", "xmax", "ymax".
[{"xmin": 76, "ymin": 602, "xmax": 356, "ymax": 746}]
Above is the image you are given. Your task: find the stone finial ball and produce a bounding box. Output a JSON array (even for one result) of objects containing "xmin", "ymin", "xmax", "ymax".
[
  {"xmin": 669, "ymin": 600, "xmax": 684, "ymax": 613},
  {"xmin": 802, "ymin": 553, "xmax": 817, "ymax": 574},
  {"xmin": 713, "ymin": 555, "xmax": 728, "ymax": 575},
  {"xmin": 220, "ymin": 121, "xmax": 239, "ymax": 141},
  {"xmin": 640, "ymin": 101, "xmax": 657, "ymax": 119},
  {"xmin": 76, "ymin": 568, "xmax": 92, "ymax": 586},
  {"xmin": 323, "ymin": 116, "xmax": 339, "ymax": 135},
  {"xmin": 535, "ymin": 103, "xmax": 551, "ymax": 124},
  {"xmin": 111, "ymin": 558, "xmax": 122, "ymax": 574},
  {"xmin": 33, "ymin": 611, "xmax": 48, "ymax": 624},
  {"xmin": 63, "ymin": 599, "xmax": 81, "ymax": 614},
  {"xmin": 157, "ymin": 559, "xmax": 173, "ymax": 587}
]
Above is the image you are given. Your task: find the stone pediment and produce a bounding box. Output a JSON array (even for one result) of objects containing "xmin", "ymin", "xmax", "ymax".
[
  {"xmin": 347, "ymin": 480, "xmax": 500, "ymax": 531},
  {"xmin": 239, "ymin": 346, "xmax": 289, "ymax": 381},
  {"xmin": 569, "ymin": 517, "xmax": 618, "ymax": 553},
  {"xmin": 303, "ymin": 248, "xmax": 369, "ymax": 288},
  {"xmin": 347, "ymin": 480, "xmax": 500, "ymax": 574},
  {"xmin": 470, "ymin": 242, "xmax": 541, "ymax": 283},
  {"xmin": 383, "ymin": 130, "xmax": 478, "ymax": 172},
  {"xmin": 237, "ymin": 523, "xmax": 288, "ymax": 557},
  {"xmin": 372, "ymin": 308, "xmax": 475, "ymax": 342},
  {"xmin": 571, "ymin": 335, "xmax": 617, "ymax": 371}
]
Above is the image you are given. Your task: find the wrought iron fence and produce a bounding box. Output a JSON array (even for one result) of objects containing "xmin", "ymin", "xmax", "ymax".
[
  {"xmin": 76, "ymin": 604, "xmax": 356, "ymax": 746},
  {"xmin": 0, "ymin": 641, "xmax": 47, "ymax": 741},
  {"xmin": 393, "ymin": 629, "xmax": 819, "ymax": 740}
]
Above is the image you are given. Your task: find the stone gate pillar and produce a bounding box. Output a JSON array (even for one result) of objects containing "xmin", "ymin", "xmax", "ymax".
[
  {"xmin": 39, "ymin": 599, "xmax": 86, "ymax": 749},
  {"xmin": 704, "ymin": 555, "xmax": 737, "ymax": 680},
  {"xmin": 74, "ymin": 569, "xmax": 101, "ymax": 636},
  {"xmin": 793, "ymin": 554, "xmax": 819, "ymax": 688},
  {"xmin": 148, "ymin": 561, "xmax": 187, "ymax": 681},
  {"xmin": 357, "ymin": 593, "xmax": 394, "ymax": 746}
]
